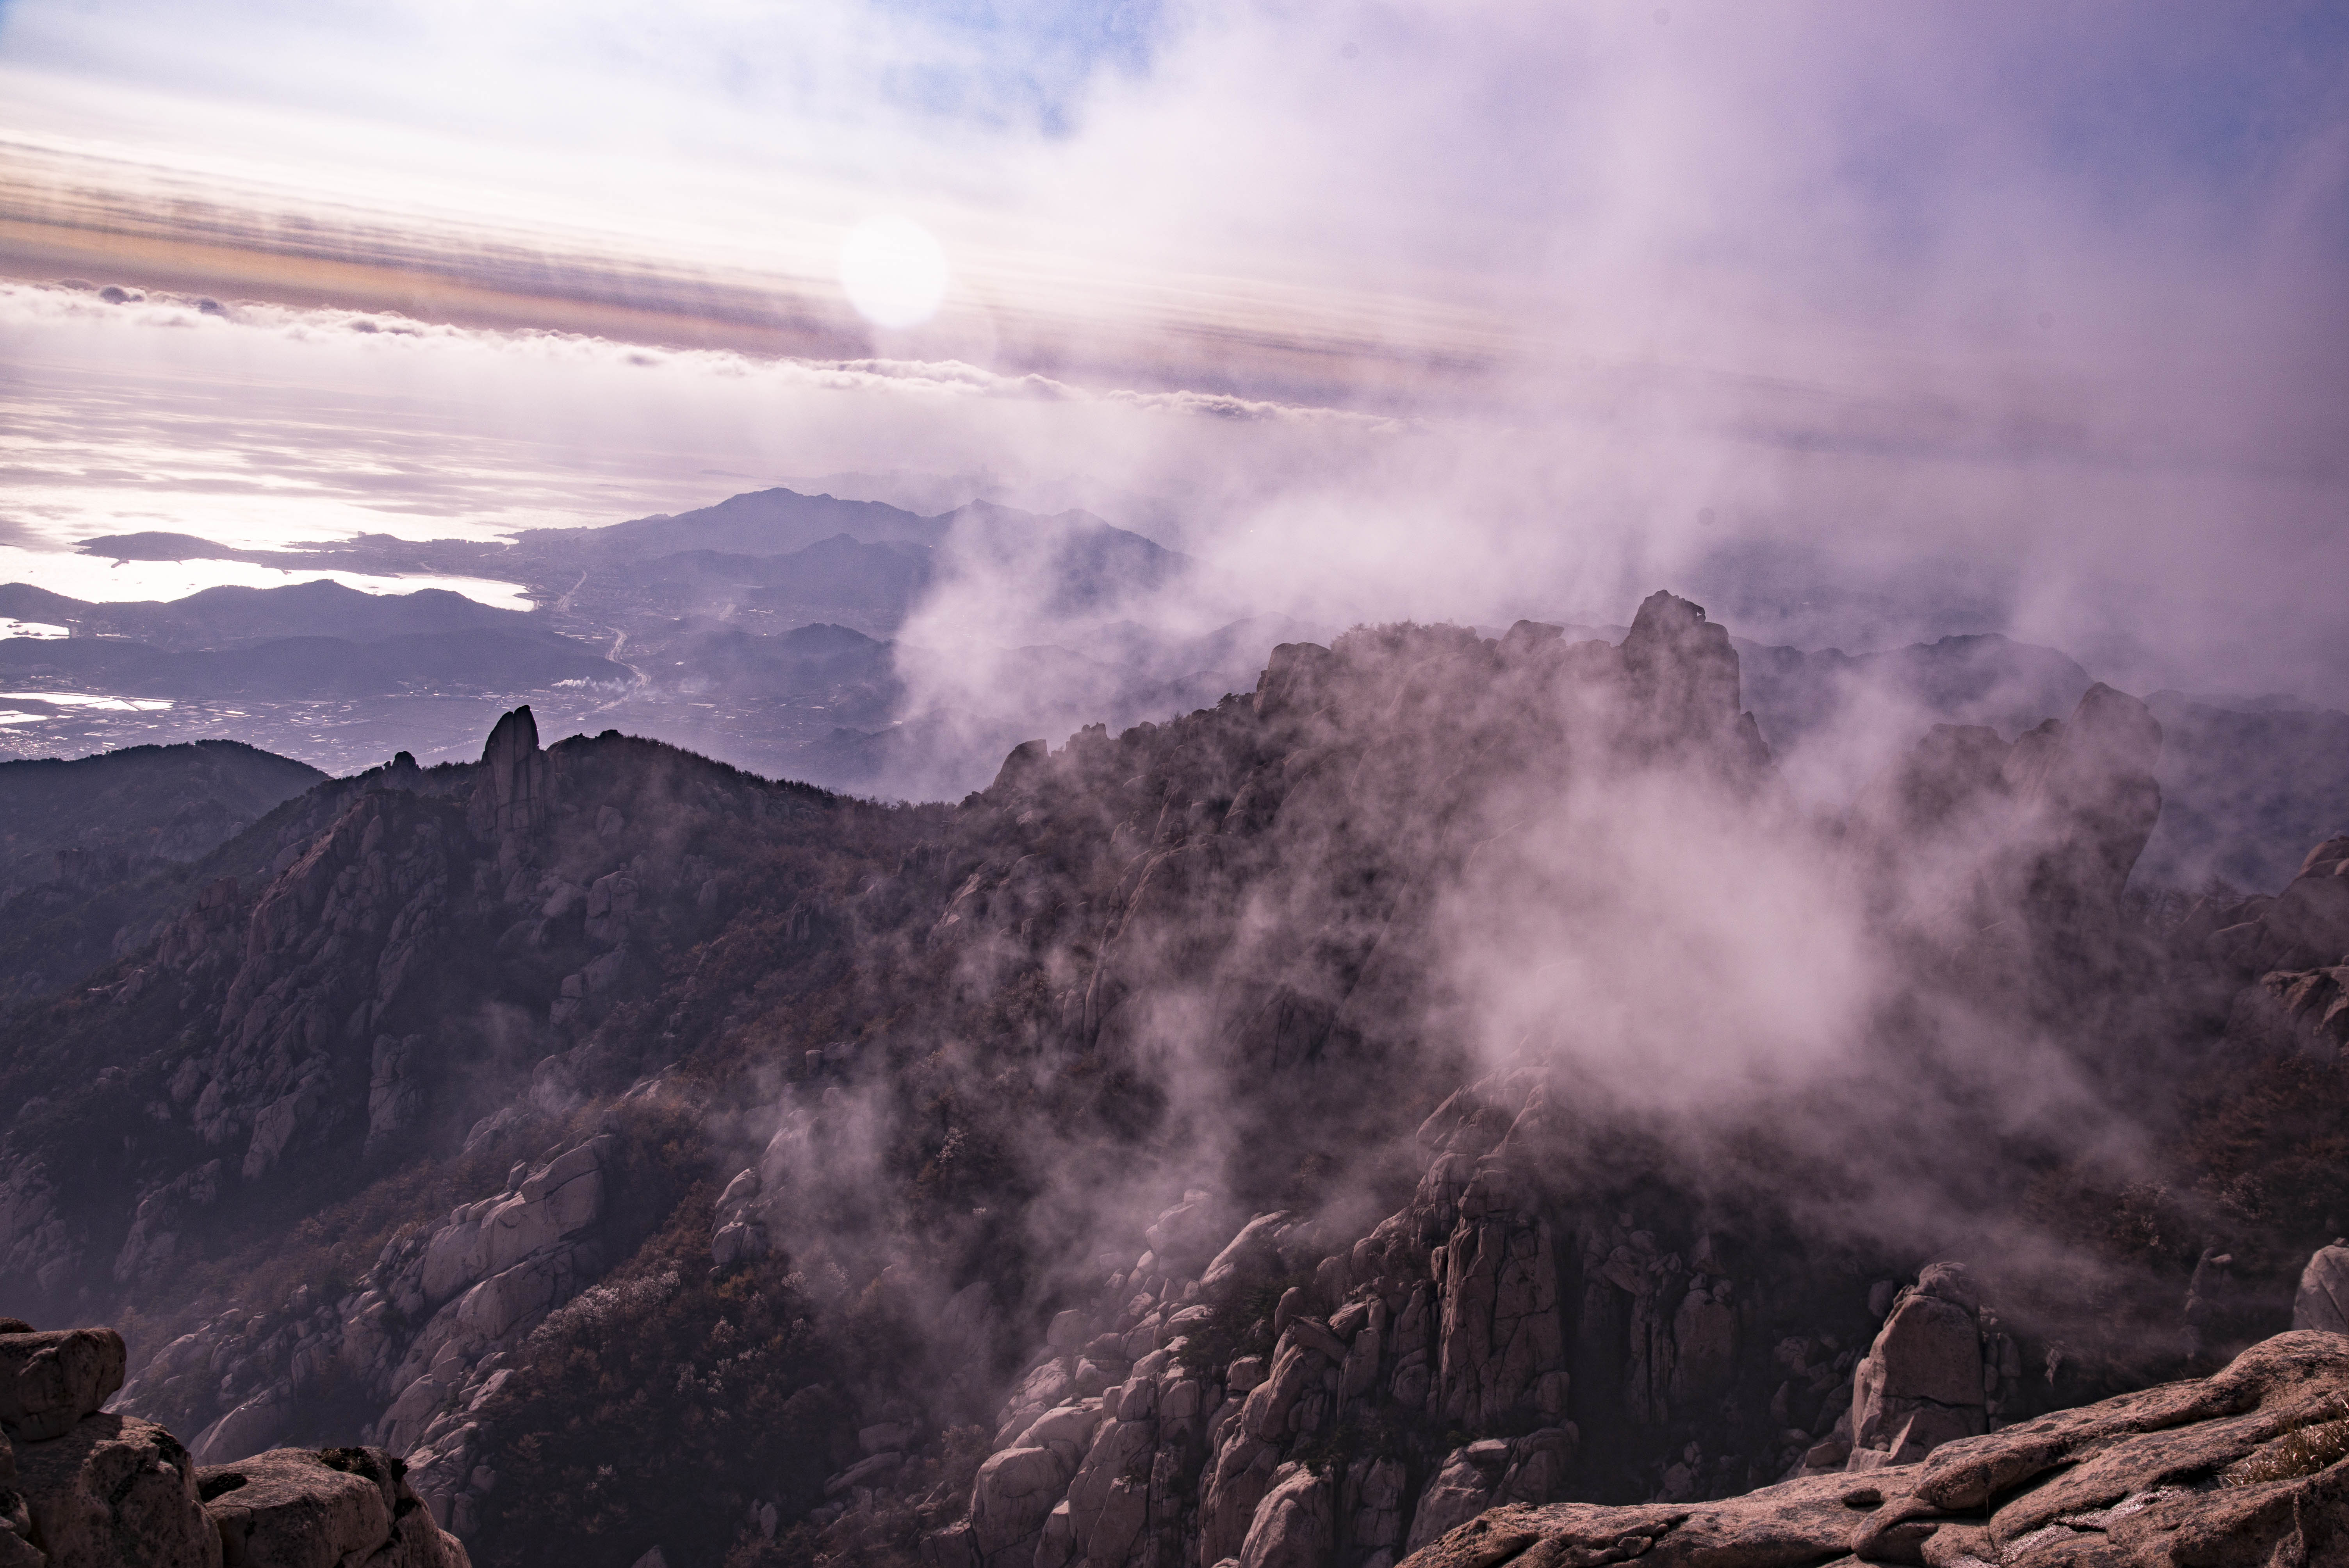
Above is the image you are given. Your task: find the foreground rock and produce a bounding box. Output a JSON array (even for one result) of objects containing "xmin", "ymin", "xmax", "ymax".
[
  {"xmin": 1401, "ymin": 1330, "xmax": 2349, "ymax": 1568},
  {"xmin": 8, "ymin": 1413, "xmax": 217, "ymax": 1568},
  {"xmin": 0, "ymin": 1330, "xmax": 127, "ymax": 1443},
  {"xmin": 1, "ymin": 1320, "xmax": 467, "ymax": 1568},
  {"xmin": 200, "ymin": 1447, "xmax": 466, "ymax": 1568}
]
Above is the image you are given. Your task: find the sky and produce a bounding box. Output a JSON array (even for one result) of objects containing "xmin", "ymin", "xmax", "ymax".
[{"xmin": 1, "ymin": 1, "xmax": 2347, "ymax": 691}]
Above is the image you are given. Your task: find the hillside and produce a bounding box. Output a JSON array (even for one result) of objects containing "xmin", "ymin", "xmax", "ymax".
[
  {"xmin": 0, "ymin": 739, "xmax": 324, "ymax": 892},
  {"xmin": 0, "ymin": 741, "xmax": 330, "ymax": 1008}
]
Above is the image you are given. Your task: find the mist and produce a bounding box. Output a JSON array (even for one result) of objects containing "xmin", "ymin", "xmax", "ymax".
[
  {"xmin": 7, "ymin": 7, "xmax": 2349, "ymax": 1559},
  {"xmin": 6, "ymin": 3, "xmax": 2347, "ymax": 699}
]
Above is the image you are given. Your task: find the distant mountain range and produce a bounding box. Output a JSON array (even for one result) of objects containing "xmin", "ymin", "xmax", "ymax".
[
  {"xmin": 511, "ymin": 488, "xmax": 1189, "ymax": 617},
  {"xmin": 72, "ymin": 486, "xmax": 1192, "ymax": 630},
  {"xmin": 0, "ymin": 581, "xmax": 624, "ymax": 698},
  {"xmin": 10, "ymin": 491, "xmax": 2343, "ymax": 890},
  {"xmin": 0, "ymin": 579, "xmax": 531, "ymax": 650},
  {"xmin": 515, "ymin": 486, "xmax": 946, "ymax": 557}
]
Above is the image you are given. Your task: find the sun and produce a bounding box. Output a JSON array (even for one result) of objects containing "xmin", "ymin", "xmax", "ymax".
[{"xmin": 838, "ymin": 216, "xmax": 950, "ymax": 330}]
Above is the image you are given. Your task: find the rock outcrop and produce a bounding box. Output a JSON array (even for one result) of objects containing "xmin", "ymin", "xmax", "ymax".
[
  {"xmin": 1402, "ymin": 1330, "xmax": 2349, "ymax": 1568},
  {"xmin": 0, "ymin": 1330, "xmax": 126, "ymax": 1443},
  {"xmin": 2000, "ymin": 681, "xmax": 2166, "ymax": 940},
  {"xmin": 9, "ymin": 1412, "xmax": 219, "ymax": 1568},
  {"xmin": 1840, "ymin": 1264, "xmax": 2016, "ymax": 1472},
  {"xmin": 0, "ymin": 1162, "xmax": 75, "ymax": 1306},
  {"xmin": 2228, "ymin": 964, "xmax": 2349, "ymax": 1060},
  {"xmin": 377, "ymin": 1133, "xmax": 618, "ymax": 1451},
  {"xmin": 2296, "ymin": 1244, "xmax": 2349, "ymax": 1336},
  {"xmin": 0, "ymin": 1321, "xmax": 467, "ymax": 1568},
  {"xmin": 918, "ymin": 1076, "xmax": 1864, "ymax": 1568},
  {"xmin": 466, "ymin": 707, "xmax": 547, "ymax": 853},
  {"xmin": 1401, "ymin": 1433, "xmax": 1575, "ymax": 1555},
  {"xmin": 2205, "ymin": 836, "xmax": 2349, "ymax": 979},
  {"xmin": 115, "ymin": 1126, "xmax": 638, "ymax": 1537},
  {"xmin": 923, "ymin": 1186, "xmax": 2349, "ymax": 1568},
  {"xmin": 2169, "ymin": 834, "xmax": 2349, "ymax": 1068},
  {"xmin": 1844, "ymin": 682, "xmax": 2165, "ymax": 969},
  {"xmin": 199, "ymin": 1447, "xmax": 466, "ymax": 1568},
  {"xmin": 916, "ymin": 1053, "xmax": 2246, "ymax": 1568}
]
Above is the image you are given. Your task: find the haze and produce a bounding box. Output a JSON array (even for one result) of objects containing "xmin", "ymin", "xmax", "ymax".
[
  {"xmin": 0, "ymin": 1, "xmax": 2342, "ymax": 700},
  {"xmin": 12, "ymin": 10, "xmax": 2349, "ymax": 1565}
]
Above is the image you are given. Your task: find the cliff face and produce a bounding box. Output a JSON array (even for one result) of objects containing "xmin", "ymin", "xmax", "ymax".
[{"xmin": 3, "ymin": 595, "xmax": 2344, "ymax": 1568}]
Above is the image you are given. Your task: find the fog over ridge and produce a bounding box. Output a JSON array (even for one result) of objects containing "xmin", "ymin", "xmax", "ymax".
[{"xmin": 4, "ymin": 11, "xmax": 2349, "ymax": 1551}]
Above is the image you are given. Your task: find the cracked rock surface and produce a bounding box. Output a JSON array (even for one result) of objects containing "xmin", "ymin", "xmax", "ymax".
[{"xmin": 1399, "ymin": 1331, "xmax": 2349, "ymax": 1568}]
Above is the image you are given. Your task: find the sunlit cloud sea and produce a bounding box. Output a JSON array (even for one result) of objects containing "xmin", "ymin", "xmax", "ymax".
[{"xmin": 0, "ymin": 2, "xmax": 2344, "ymax": 691}]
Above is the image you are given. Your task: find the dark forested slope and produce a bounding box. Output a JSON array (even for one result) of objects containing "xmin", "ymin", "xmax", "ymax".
[
  {"xmin": 0, "ymin": 739, "xmax": 326, "ymax": 894},
  {"xmin": 0, "ymin": 740, "xmax": 331, "ymax": 1006}
]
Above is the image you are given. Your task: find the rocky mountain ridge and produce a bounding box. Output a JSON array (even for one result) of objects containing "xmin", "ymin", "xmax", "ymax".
[
  {"xmin": 9, "ymin": 519, "xmax": 2340, "ymax": 896},
  {"xmin": 2, "ymin": 593, "xmax": 2346, "ymax": 1566}
]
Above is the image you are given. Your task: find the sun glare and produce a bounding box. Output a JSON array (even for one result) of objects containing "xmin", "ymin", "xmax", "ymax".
[{"xmin": 838, "ymin": 215, "xmax": 950, "ymax": 330}]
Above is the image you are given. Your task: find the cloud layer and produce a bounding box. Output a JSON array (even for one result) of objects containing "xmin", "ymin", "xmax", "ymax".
[{"xmin": 1, "ymin": 2, "xmax": 2345, "ymax": 696}]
